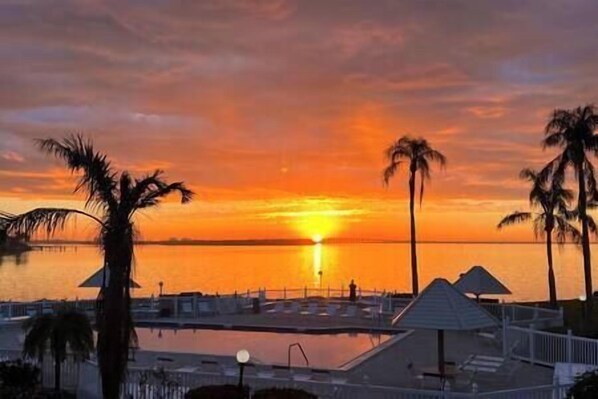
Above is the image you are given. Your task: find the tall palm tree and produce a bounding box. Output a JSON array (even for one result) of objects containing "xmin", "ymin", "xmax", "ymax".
[
  {"xmin": 1, "ymin": 135, "xmax": 193, "ymax": 398},
  {"xmin": 498, "ymin": 168, "xmax": 582, "ymax": 308},
  {"xmin": 542, "ymin": 105, "xmax": 598, "ymax": 304},
  {"xmin": 383, "ymin": 136, "xmax": 446, "ymax": 296},
  {"xmin": 23, "ymin": 308, "xmax": 94, "ymax": 395}
]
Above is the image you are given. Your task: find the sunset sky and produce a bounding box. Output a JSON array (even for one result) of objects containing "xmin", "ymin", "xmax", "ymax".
[{"xmin": 1, "ymin": 1, "xmax": 598, "ymax": 242}]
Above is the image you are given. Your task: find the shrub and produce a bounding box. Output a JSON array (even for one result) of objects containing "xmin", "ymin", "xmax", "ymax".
[
  {"xmin": 184, "ymin": 384, "xmax": 247, "ymax": 399},
  {"xmin": 0, "ymin": 360, "xmax": 40, "ymax": 398},
  {"xmin": 567, "ymin": 370, "xmax": 598, "ymax": 398},
  {"xmin": 253, "ymin": 387, "xmax": 317, "ymax": 399}
]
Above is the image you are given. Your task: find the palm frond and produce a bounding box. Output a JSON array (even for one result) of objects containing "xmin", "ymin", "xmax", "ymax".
[
  {"xmin": 382, "ymin": 162, "xmax": 400, "ymax": 186},
  {"xmin": 497, "ymin": 211, "xmax": 533, "ymax": 229},
  {"xmin": 0, "ymin": 208, "xmax": 103, "ymax": 237},
  {"xmin": 22, "ymin": 314, "xmax": 54, "ymax": 361},
  {"xmin": 422, "ymin": 149, "xmax": 447, "ymax": 167},
  {"xmin": 134, "ymin": 181, "xmax": 194, "ymax": 211},
  {"xmin": 554, "ymin": 215, "xmax": 582, "ymax": 245},
  {"xmin": 36, "ymin": 135, "xmax": 118, "ymax": 211}
]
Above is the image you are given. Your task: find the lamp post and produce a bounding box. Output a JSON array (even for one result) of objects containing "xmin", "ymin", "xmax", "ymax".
[
  {"xmin": 159, "ymin": 281, "xmax": 164, "ymax": 296},
  {"xmin": 236, "ymin": 349, "xmax": 250, "ymax": 389},
  {"xmin": 580, "ymin": 295, "xmax": 587, "ymax": 323}
]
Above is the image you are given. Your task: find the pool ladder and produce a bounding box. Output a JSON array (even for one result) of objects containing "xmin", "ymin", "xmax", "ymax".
[{"xmin": 288, "ymin": 342, "xmax": 309, "ymax": 368}]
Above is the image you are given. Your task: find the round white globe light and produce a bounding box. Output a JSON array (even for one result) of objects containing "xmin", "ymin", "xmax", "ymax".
[{"xmin": 236, "ymin": 349, "xmax": 250, "ymax": 364}]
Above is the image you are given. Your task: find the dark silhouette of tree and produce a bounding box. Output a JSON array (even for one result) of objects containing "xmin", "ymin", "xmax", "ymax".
[
  {"xmin": 1, "ymin": 135, "xmax": 193, "ymax": 398},
  {"xmin": 498, "ymin": 168, "xmax": 584, "ymax": 308},
  {"xmin": 383, "ymin": 136, "xmax": 446, "ymax": 296},
  {"xmin": 22, "ymin": 308, "xmax": 93, "ymax": 395},
  {"xmin": 542, "ymin": 105, "xmax": 598, "ymax": 305}
]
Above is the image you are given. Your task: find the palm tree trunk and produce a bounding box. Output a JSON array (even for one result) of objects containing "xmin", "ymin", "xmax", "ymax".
[
  {"xmin": 545, "ymin": 228, "xmax": 558, "ymax": 308},
  {"xmin": 54, "ymin": 359, "xmax": 61, "ymax": 394},
  {"xmin": 409, "ymin": 169, "xmax": 419, "ymax": 296},
  {"xmin": 98, "ymin": 228, "xmax": 134, "ymax": 399},
  {"xmin": 578, "ymin": 168, "xmax": 593, "ymax": 310}
]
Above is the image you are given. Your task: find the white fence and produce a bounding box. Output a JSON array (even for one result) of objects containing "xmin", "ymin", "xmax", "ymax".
[
  {"xmin": 76, "ymin": 361, "xmax": 572, "ymax": 399},
  {"xmin": 506, "ymin": 325, "xmax": 598, "ymax": 367},
  {"xmin": 482, "ymin": 303, "xmax": 563, "ymax": 328}
]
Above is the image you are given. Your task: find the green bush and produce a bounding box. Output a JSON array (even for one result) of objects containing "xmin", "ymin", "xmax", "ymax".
[
  {"xmin": 252, "ymin": 387, "xmax": 317, "ymax": 399},
  {"xmin": 184, "ymin": 384, "xmax": 247, "ymax": 399},
  {"xmin": 567, "ymin": 370, "xmax": 598, "ymax": 398},
  {"xmin": 0, "ymin": 360, "xmax": 40, "ymax": 398}
]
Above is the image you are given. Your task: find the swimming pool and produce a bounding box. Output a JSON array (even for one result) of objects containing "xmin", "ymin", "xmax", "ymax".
[{"xmin": 135, "ymin": 327, "xmax": 399, "ymax": 369}]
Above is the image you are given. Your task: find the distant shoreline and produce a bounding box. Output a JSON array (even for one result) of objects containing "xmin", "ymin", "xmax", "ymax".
[{"xmin": 28, "ymin": 238, "xmax": 590, "ymax": 246}]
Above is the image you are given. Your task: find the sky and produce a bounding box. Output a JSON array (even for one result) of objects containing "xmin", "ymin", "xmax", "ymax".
[{"xmin": 1, "ymin": 0, "xmax": 598, "ymax": 242}]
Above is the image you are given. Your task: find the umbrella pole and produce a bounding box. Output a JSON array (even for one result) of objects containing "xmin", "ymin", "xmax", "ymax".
[{"xmin": 438, "ymin": 330, "xmax": 445, "ymax": 378}]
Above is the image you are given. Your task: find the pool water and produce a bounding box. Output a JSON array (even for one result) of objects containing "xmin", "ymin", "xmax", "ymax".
[{"xmin": 135, "ymin": 327, "xmax": 396, "ymax": 369}]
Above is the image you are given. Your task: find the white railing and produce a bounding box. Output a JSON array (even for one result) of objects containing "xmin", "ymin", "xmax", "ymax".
[
  {"xmin": 475, "ymin": 384, "xmax": 570, "ymax": 399},
  {"xmin": 482, "ymin": 303, "xmax": 563, "ymax": 327},
  {"xmin": 76, "ymin": 361, "xmax": 572, "ymax": 399},
  {"xmin": 2, "ymin": 292, "xmax": 564, "ymax": 328},
  {"xmin": 506, "ymin": 325, "xmax": 598, "ymax": 367}
]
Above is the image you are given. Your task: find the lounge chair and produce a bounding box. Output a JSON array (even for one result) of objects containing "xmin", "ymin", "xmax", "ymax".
[
  {"xmin": 221, "ymin": 360, "xmax": 239, "ymax": 376},
  {"xmin": 284, "ymin": 301, "xmax": 301, "ymax": 315},
  {"xmin": 300, "ymin": 303, "xmax": 318, "ymax": 316},
  {"xmin": 200, "ymin": 358, "xmax": 221, "ymax": 374},
  {"xmin": 176, "ymin": 366, "xmax": 199, "ymax": 373},
  {"xmin": 256, "ymin": 364, "xmax": 275, "ymax": 378},
  {"xmin": 318, "ymin": 304, "xmax": 337, "ymax": 317},
  {"xmin": 340, "ymin": 305, "xmax": 357, "ymax": 318},
  {"xmin": 292, "ymin": 368, "xmax": 313, "ymax": 381},
  {"xmin": 266, "ymin": 302, "xmax": 284, "ymax": 314},
  {"xmin": 330, "ymin": 370, "xmax": 348, "ymax": 384},
  {"xmin": 271, "ymin": 365, "xmax": 293, "ymax": 380},
  {"xmin": 406, "ymin": 359, "xmax": 424, "ymax": 388},
  {"xmin": 309, "ymin": 368, "xmax": 331, "ymax": 382}
]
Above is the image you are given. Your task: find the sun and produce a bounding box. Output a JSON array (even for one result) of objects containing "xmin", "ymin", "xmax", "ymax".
[{"xmin": 311, "ymin": 234, "xmax": 323, "ymax": 244}]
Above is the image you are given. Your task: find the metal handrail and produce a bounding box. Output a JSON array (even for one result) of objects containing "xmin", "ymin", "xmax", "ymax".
[{"xmin": 288, "ymin": 342, "xmax": 309, "ymax": 368}]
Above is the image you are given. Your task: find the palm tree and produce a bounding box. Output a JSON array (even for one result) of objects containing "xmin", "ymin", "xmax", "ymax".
[
  {"xmin": 383, "ymin": 136, "xmax": 446, "ymax": 296},
  {"xmin": 1, "ymin": 135, "xmax": 193, "ymax": 398},
  {"xmin": 498, "ymin": 168, "xmax": 582, "ymax": 308},
  {"xmin": 542, "ymin": 105, "xmax": 598, "ymax": 304},
  {"xmin": 23, "ymin": 308, "xmax": 94, "ymax": 395}
]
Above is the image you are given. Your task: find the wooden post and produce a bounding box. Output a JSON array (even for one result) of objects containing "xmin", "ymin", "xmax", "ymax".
[{"xmin": 173, "ymin": 296, "xmax": 179, "ymax": 318}]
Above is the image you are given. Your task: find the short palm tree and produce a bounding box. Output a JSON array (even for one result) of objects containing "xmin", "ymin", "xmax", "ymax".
[
  {"xmin": 542, "ymin": 105, "xmax": 598, "ymax": 303},
  {"xmin": 23, "ymin": 309, "xmax": 94, "ymax": 395},
  {"xmin": 383, "ymin": 136, "xmax": 446, "ymax": 296},
  {"xmin": 1, "ymin": 135, "xmax": 193, "ymax": 398},
  {"xmin": 498, "ymin": 168, "xmax": 582, "ymax": 308}
]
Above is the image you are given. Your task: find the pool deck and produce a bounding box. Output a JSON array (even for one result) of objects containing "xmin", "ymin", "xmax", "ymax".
[
  {"xmin": 131, "ymin": 310, "xmax": 554, "ymax": 392},
  {"xmin": 0, "ymin": 308, "xmax": 554, "ymax": 393}
]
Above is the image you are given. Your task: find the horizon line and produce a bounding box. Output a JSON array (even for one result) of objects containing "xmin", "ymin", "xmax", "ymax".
[{"xmin": 29, "ymin": 238, "xmax": 586, "ymax": 246}]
